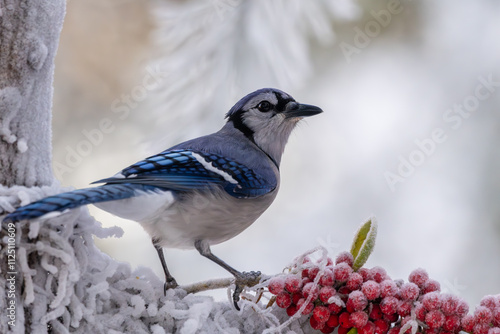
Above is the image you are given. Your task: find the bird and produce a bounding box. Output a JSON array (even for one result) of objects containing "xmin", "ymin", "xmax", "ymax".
[{"xmin": 3, "ymin": 88, "xmax": 322, "ymax": 309}]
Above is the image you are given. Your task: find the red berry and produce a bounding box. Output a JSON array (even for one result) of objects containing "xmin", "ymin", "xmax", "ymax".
[
  {"xmin": 369, "ymin": 267, "xmax": 388, "ymax": 283},
  {"xmin": 286, "ymin": 305, "xmax": 297, "ymax": 316},
  {"xmin": 415, "ymin": 303, "xmax": 427, "ymax": 321},
  {"xmin": 475, "ymin": 306, "xmax": 493, "ymax": 324},
  {"xmin": 268, "ymin": 277, "xmax": 285, "ymax": 295},
  {"xmin": 380, "ymin": 297, "xmax": 398, "ymax": 315},
  {"xmin": 461, "ymin": 314, "xmax": 475, "ymax": 332},
  {"xmin": 380, "ymin": 280, "xmax": 398, "ymax": 298},
  {"xmin": 425, "ymin": 310, "xmax": 445, "ymax": 329},
  {"xmin": 408, "ymin": 268, "xmax": 429, "ymax": 288},
  {"xmin": 422, "ymin": 292, "xmax": 442, "ymax": 311},
  {"xmin": 314, "ymin": 306, "xmax": 331, "ymax": 323},
  {"xmin": 338, "ymin": 286, "xmax": 352, "ymax": 295},
  {"xmin": 302, "ymin": 269, "xmax": 309, "ymax": 278},
  {"xmin": 339, "ymin": 312, "xmax": 352, "ymax": 328},
  {"xmin": 303, "ymin": 282, "xmax": 320, "ymax": 300},
  {"xmin": 291, "ymin": 292, "xmax": 302, "ymax": 305},
  {"xmin": 284, "ymin": 275, "xmax": 302, "ymax": 294},
  {"xmin": 480, "ymin": 295, "xmax": 498, "ymax": 310},
  {"xmin": 441, "ymin": 294, "xmax": 459, "ymax": 316},
  {"xmin": 321, "ymin": 325, "xmax": 335, "ymax": 334},
  {"xmin": 296, "ymin": 298, "xmax": 314, "ymax": 315},
  {"xmin": 335, "ymin": 263, "xmax": 353, "ymax": 283},
  {"xmin": 336, "ymin": 251, "xmax": 354, "ymax": 267},
  {"xmin": 319, "ymin": 286, "xmax": 336, "ymax": 304},
  {"xmin": 387, "ymin": 326, "xmax": 401, "ymax": 334},
  {"xmin": 327, "ymin": 314, "xmax": 339, "ymax": 328},
  {"xmin": 400, "ymin": 283, "xmax": 419, "ymax": 301},
  {"xmin": 276, "ymin": 292, "xmax": 292, "ymax": 308},
  {"xmin": 493, "ymin": 308, "xmax": 500, "ymax": 326},
  {"xmin": 474, "ymin": 323, "xmax": 491, "ymax": 334},
  {"xmin": 424, "ymin": 329, "xmax": 440, "ymax": 334},
  {"xmin": 398, "ymin": 300, "xmax": 413, "ymax": 317},
  {"xmin": 310, "ymin": 315, "xmax": 326, "ymax": 330},
  {"xmin": 374, "ymin": 319, "xmax": 389, "ymax": 334},
  {"xmin": 370, "ymin": 304, "xmax": 383, "ymax": 320},
  {"xmin": 358, "ymin": 268, "xmax": 370, "ymax": 282},
  {"xmin": 308, "ymin": 266, "xmax": 320, "ymax": 280},
  {"xmin": 347, "ymin": 273, "xmax": 364, "ymax": 291},
  {"xmin": 328, "ymin": 302, "xmax": 343, "ymax": 314},
  {"xmin": 358, "ymin": 321, "xmax": 376, "ymax": 334},
  {"xmin": 422, "ymin": 279, "xmax": 441, "ymax": 294},
  {"xmin": 350, "ymin": 311, "xmax": 369, "ymax": 328},
  {"xmin": 348, "ymin": 291, "xmax": 368, "ymax": 311},
  {"xmin": 338, "ymin": 326, "xmax": 352, "ymax": 334},
  {"xmin": 383, "ymin": 313, "xmax": 399, "ymax": 323},
  {"xmin": 362, "ymin": 281, "xmax": 381, "ymax": 300},
  {"xmin": 456, "ymin": 299, "xmax": 469, "ymax": 317},
  {"xmin": 319, "ymin": 269, "xmax": 335, "ymax": 286},
  {"xmin": 443, "ymin": 315, "xmax": 460, "ymax": 332}
]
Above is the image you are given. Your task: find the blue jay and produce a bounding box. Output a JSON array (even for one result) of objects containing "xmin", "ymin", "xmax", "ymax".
[{"xmin": 3, "ymin": 88, "xmax": 322, "ymax": 309}]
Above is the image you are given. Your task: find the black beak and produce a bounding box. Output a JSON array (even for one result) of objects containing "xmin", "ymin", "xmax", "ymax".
[{"xmin": 284, "ymin": 103, "xmax": 323, "ymax": 119}]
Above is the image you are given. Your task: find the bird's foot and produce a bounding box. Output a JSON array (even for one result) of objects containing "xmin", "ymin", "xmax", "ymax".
[
  {"xmin": 232, "ymin": 271, "xmax": 261, "ymax": 310},
  {"xmin": 163, "ymin": 277, "xmax": 179, "ymax": 296}
]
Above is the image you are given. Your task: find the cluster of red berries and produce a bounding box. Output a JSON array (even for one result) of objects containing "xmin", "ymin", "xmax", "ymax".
[{"xmin": 267, "ymin": 252, "xmax": 500, "ymax": 334}]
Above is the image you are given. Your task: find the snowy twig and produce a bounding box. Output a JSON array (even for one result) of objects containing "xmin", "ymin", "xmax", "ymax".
[{"xmin": 181, "ymin": 278, "xmax": 234, "ymax": 294}]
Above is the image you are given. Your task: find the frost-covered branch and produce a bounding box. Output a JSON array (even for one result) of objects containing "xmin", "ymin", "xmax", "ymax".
[{"xmin": 182, "ymin": 278, "xmax": 234, "ymax": 295}]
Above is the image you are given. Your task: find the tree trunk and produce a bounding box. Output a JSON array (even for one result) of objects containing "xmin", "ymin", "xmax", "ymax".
[{"xmin": 0, "ymin": 0, "xmax": 66, "ymax": 187}]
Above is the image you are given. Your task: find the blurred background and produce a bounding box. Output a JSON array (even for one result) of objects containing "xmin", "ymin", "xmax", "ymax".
[{"xmin": 52, "ymin": 0, "xmax": 500, "ymax": 305}]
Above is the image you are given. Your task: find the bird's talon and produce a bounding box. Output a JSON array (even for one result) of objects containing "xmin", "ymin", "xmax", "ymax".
[
  {"xmin": 237, "ymin": 271, "xmax": 261, "ymax": 287},
  {"xmin": 233, "ymin": 285, "xmax": 244, "ymax": 310},
  {"xmin": 232, "ymin": 271, "xmax": 262, "ymax": 310},
  {"xmin": 163, "ymin": 278, "xmax": 178, "ymax": 295}
]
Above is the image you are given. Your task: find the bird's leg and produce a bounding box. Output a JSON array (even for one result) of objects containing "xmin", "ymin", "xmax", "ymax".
[
  {"xmin": 194, "ymin": 240, "xmax": 261, "ymax": 310},
  {"xmin": 152, "ymin": 238, "xmax": 178, "ymax": 295}
]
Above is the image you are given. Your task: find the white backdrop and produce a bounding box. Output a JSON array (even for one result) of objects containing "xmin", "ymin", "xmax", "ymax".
[{"xmin": 52, "ymin": 0, "xmax": 500, "ymax": 307}]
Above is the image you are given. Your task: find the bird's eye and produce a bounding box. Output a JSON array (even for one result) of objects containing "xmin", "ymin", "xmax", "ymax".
[{"xmin": 257, "ymin": 101, "xmax": 272, "ymax": 112}]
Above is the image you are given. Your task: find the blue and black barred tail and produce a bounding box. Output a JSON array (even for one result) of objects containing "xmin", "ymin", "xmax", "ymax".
[{"xmin": 2, "ymin": 184, "xmax": 151, "ymax": 223}]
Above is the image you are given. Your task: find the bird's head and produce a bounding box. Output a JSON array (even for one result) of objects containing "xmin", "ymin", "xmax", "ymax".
[{"xmin": 225, "ymin": 88, "xmax": 322, "ymax": 166}]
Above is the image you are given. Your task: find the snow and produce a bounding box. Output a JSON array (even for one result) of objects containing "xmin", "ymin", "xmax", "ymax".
[
  {"xmin": 27, "ymin": 37, "xmax": 48, "ymax": 71},
  {"xmin": 16, "ymin": 138, "xmax": 28, "ymax": 153},
  {"xmin": 0, "ymin": 87, "xmax": 21, "ymax": 144}
]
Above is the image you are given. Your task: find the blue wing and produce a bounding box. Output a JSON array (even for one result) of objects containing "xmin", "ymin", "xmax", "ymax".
[{"xmin": 93, "ymin": 149, "xmax": 276, "ymax": 198}]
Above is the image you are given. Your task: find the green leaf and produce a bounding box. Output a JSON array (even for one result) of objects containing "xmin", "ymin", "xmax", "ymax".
[
  {"xmin": 350, "ymin": 217, "xmax": 378, "ymax": 271},
  {"xmin": 347, "ymin": 328, "xmax": 358, "ymax": 334}
]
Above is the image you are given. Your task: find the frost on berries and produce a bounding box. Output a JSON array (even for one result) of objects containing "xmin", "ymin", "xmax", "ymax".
[
  {"xmin": 347, "ymin": 291, "xmax": 368, "ymax": 312},
  {"xmin": 284, "ymin": 275, "xmax": 302, "ymax": 294},
  {"xmin": 400, "ymin": 282, "xmax": 420, "ymax": 301},
  {"xmin": 409, "ymin": 268, "xmax": 429, "ymax": 288},
  {"xmin": 266, "ymin": 249, "xmax": 500, "ymax": 334},
  {"xmin": 362, "ymin": 280, "xmax": 381, "ymax": 300},
  {"xmin": 380, "ymin": 280, "xmax": 398, "ymax": 298},
  {"xmin": 268, "ymin": 276, "xmax": 285, "ymax": 295},
  {"xmin": 336, "ymin": 251, "xmax": 354, "ymax": 267}
]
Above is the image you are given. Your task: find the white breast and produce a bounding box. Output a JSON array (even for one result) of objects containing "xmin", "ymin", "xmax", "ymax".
[
  {"xmin": 93, "ymin": 186, "xmax": 278, "ymax": 250},
  {"xmin": 139, "ymin": 189, "xmax": 278, "ymax": 249}
]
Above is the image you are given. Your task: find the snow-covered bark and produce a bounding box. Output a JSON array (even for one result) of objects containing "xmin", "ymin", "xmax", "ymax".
[{"xmin": 0, "ymin": 0, "xmax": 65, "ymax": 187}]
